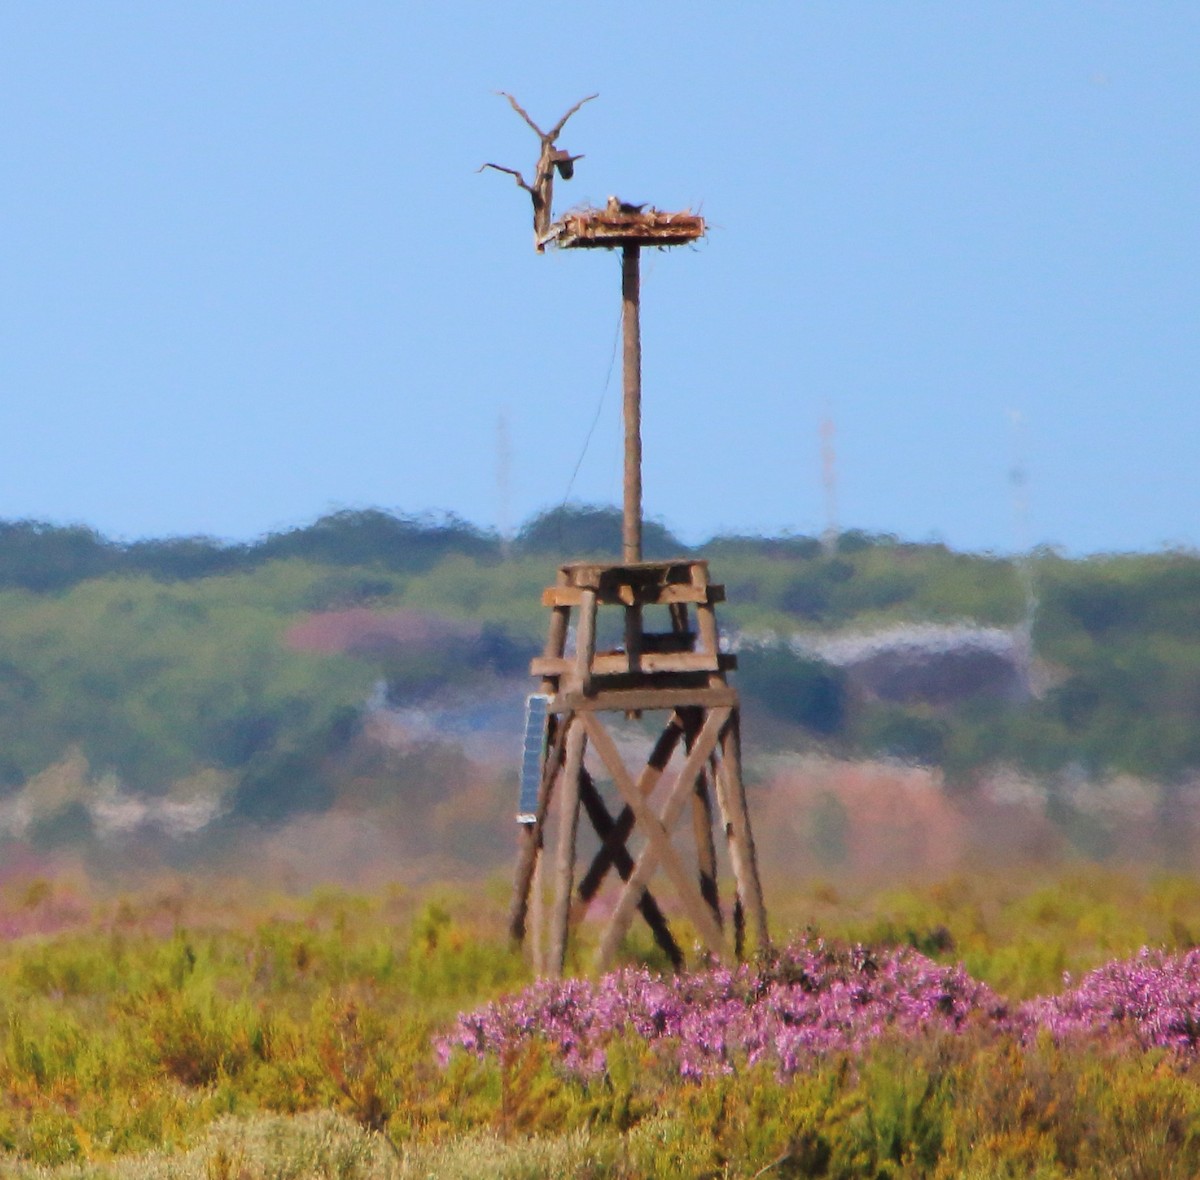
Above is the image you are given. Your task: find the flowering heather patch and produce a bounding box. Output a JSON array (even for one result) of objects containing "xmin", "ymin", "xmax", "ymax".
[
  {"xmin": 1019, "ymin": 947, "xmax": 1200, "ymax": 1052},
  {"xmin": 438, "ymin": 938, "xmax": 1010, "ymax": 1079}
]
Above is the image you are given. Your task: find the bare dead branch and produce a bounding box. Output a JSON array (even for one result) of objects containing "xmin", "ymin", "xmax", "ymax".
[
  {"xmin": 497, "ymin": 91, "xmax": 545, "ymax": 138},
  {"xmin": 547, "ymin": 92, "xmax": 598, "ymax": 141},
  {"xmin": 478, "ymin": 162, "xmax": 533, "ymax": 193},
  {"xmin": 484, "ymin": 92, "xmax": 598, "ymax": 249}
]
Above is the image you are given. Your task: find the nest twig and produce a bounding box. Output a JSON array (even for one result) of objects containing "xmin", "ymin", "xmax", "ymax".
[{"xmin": 543, "ymin": 206, "xmax": 706, "ymax": 250}]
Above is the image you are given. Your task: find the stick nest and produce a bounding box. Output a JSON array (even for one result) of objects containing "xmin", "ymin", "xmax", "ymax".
[{"xmin": 543, "ymin": 206, "xmax": 706, "ymax": 250}]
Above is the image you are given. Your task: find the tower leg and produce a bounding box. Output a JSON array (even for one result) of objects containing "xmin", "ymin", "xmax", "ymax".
[
  {"xmin": 713, "ymin": 712, "xmax": 770, "ymax": 955},
  {"xmin": 509, "ymin": 824, "xmax": 540, "ymax": 946},
  {"xmin": 510, "ymin": 603, "xmax": 570, "ymax": 950},
  {"xmin": 530, "ymin": 839, "xmax": 545, "ymax": 975},
  {"xmin": 508, "ymin": 716, "xmax": 566, "ymax": 946},
  {"xmin": 547, "ymin": 717, "xmax": 587, "ymax": 978}
]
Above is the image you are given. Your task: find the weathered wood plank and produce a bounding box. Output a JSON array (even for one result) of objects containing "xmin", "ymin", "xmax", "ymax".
[
  {"xmin": 531, "ymin": 651, "xmax": 737, "ymax": 678},
  {"xmin": 541, "ymin": 584, "xmax": 725, "ymax": 608},
  {"xmin": 553, "ymin": 685, "xmax": 738, "ymax": 713}
]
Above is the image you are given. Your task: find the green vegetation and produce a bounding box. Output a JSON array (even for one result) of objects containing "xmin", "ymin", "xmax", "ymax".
[
  {"xmin": 2, "ymin": 505, "xmax": 1200, "ymax": 850},
  {"xmin": 0, "ymin": 565, "xmax": 373, "ymax": 822},
  {"xmin": 1, "ymin": 871, "xmax": 1200, "ymax": 1176}
]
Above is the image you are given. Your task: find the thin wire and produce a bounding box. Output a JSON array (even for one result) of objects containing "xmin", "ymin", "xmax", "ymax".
[{"xmin": 560, "ymin": 303, "xmax": 622, "ymax": 506}]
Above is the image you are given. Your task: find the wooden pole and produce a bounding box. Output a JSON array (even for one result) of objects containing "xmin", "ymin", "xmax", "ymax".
[
  {"xmin": 714, "ymin": 713, "xmax": 770, "ymax": 954},
  {"xmin": 508, "ymin": 608, "xmax": 570, "ymax": 948},
  {"xmin": 530, "ymin": 839, "xmax": 545, "ymax": 975},
  {"xmin": 548, "ymin": 718, "xmax": 587, "ymax": 978},
  {"xmin": 622, "ymin": 244, "xmax": 642, "ymax": 564}
]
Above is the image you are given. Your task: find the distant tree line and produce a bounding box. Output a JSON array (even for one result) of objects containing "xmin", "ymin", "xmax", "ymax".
[
  {"xmin": 3, "ymin": 505, "xmax": 1200, "ymax": 851},
  {"xmin": 0, "ymin": 505, "xmax": 704, "ymax": 592}
]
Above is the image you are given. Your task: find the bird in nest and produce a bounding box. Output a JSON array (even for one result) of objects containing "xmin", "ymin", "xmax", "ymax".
[{"xmin": 606, "ymin": 195, "xmax": 648, "ymax": 216}]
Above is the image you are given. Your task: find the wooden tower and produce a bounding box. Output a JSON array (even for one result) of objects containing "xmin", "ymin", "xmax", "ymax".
[{"xmin": 485, "ymin": 97, "xmax": 769, "ymax": 977}]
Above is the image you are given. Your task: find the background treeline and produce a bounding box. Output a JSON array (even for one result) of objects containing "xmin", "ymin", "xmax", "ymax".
[{"xmin": 2, "ymin": 506, "xmax": 1200, "ymax": 853}]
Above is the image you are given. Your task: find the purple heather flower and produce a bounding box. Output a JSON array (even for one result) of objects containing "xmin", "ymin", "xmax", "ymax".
[{"xmin": 435, "ymin": 937, "xmax": 1011, "ymax": 1080}]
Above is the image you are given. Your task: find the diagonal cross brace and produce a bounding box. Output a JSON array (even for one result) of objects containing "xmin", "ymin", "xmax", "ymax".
[
  {"xmin": 585, "ymin": 708, "xmax": 732, "ymax": 971},
  {"xmin": 576, "ymin": 714, "xmax": 684, "ymax": 903},
  {"xmin": 575, "ymin": 769, "xmax": 684, "ymax": 970}
]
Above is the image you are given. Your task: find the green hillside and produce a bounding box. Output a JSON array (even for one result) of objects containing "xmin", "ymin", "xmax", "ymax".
[{"xmin": 0, "ymin": 506, "xmax": 1199, "ymax": 861}]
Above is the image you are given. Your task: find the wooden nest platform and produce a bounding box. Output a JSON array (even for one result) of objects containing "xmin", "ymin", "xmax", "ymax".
[{"xmin": 542, "ymin": 206, "xmax": 706, "ymax": 250}]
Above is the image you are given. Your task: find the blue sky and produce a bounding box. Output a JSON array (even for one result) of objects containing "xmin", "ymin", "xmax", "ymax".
[{"xmin": 0, "ymin": 4, "xmax": 1195, "ymax": 554}]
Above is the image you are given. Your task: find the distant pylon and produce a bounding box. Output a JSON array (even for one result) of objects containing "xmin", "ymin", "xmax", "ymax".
[
  {"xmin": 1007, "ymin": 408, "xmax": 1037, "ymax": 695},
  {"xmin": 820, "ymin": 411, "xmax": 838, "ymax": 554},
  {"xmin": 497, "ymin": 410, "xmax": 513, "ymax": 560}
]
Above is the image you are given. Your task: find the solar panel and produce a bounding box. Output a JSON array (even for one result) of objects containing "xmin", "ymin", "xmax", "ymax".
[{"xmin": 517, "ymin": 693, "xmax": 551, "ymax": 822}]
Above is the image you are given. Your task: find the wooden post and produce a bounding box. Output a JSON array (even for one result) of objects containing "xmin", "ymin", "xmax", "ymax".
[
  {"xmin": 547, "ymin": 719, "xmax": 587, "ymax": 977},
  {"xmin": 622, "ymin": 244, "xmax": 642, "ymax": 564},
  {"xmin": 575, "ymin": 589, "xmax": 598, "ymax": 695},
  {"xmin": 714, "ymin": 713, "xmax": 770, "ymax": 954},
  {"xmin": 530, "ymin": 840, "xmax": 545, "ymax": 975},
  {"xmin": 508, "ymin": 609, "xmax": 571, "ymax": 948}
]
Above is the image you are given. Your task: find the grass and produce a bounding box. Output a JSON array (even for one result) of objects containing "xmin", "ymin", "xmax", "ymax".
[{"xmin": 2, "ymin": 867, "xmax": 1200, "ymax": 1176}]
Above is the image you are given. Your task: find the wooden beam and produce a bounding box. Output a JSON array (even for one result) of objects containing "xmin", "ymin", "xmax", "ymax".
[
  {"xmin": 575, "ymin": 769, "xmax": 683, "ymax": 970},
  {"xmin": 576, "ymin": 714, "xmax": 684, "ymax": 902},
  {"xmin": 531, "ymin": 651, "xmax": 736, "ymax": 678},
  {"xmin": 541, "ymin": 584, "xmax": 725, "ymax": 608},
  {"xmin": 553, "ymin": 685, "xmax": 738, "ymax": 714},
  {"xmin": 588, "ymin": 708, "xmax": 731, "ymax": 970}
]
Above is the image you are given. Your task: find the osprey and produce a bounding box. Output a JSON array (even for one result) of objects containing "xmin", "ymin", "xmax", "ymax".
[{"xmin": 606, "ymin": 195, "xmax": 647, "ymax": 216}]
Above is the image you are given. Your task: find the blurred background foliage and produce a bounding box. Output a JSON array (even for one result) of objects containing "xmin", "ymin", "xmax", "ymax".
[{"xmin": 2, "ymin": 505, "xmax": 1200, "ymax": 853}]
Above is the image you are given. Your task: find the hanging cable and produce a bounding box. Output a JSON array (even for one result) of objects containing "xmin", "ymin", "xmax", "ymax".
[{"xmin": 560, "ymin": 302, "xmax": 622, "ymax": 506}]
